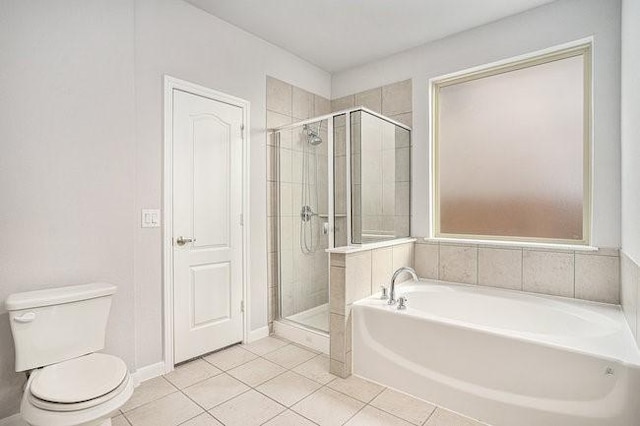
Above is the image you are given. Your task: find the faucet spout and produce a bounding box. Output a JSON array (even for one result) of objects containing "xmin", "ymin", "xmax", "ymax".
[{"xmin": 388, "ymin": 266, "xmax": 418, "ymax": 305}]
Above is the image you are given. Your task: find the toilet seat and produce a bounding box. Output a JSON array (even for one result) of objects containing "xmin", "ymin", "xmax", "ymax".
[{"xmin": 27, "ymin": 353, "xmax": 128, "ymax": 412}]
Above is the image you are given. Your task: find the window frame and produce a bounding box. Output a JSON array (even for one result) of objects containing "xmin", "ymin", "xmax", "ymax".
[{"xmin": 430, "ymin": 42, "xmax": 593, "ymax": 246}]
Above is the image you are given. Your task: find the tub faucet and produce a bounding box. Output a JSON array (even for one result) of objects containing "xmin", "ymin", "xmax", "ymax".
[{"xmin": 388, "ymin": 266, "xmax": 418, "ymax": 305}]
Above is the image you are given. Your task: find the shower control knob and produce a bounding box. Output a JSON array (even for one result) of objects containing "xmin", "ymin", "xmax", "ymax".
[{"xmin": 397, "ymin": 296, "xmax": 408, "ymax": 310}]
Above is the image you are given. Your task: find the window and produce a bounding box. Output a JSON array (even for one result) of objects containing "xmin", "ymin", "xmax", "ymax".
[{"xmin": 431, "ymin": 43, "xmax": 591, "ymax": 245}]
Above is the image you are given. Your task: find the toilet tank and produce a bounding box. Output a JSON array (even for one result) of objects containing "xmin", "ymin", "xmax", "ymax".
[{"xmin": 5, "ymin": 282, "xmax": 117, "ymax": 372}]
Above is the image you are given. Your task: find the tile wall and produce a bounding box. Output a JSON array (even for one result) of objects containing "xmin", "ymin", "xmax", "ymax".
[
  {"xmin": 414, "ymin": 239, "xmax": 621, "ymax": 304},
  {"xmin": 328, "ymin": 241, "xmax": 415, "ymax": 377},
  {"xmin": 621, "ymin": 252, "xmax": 640, "ymax": 347},
  {"xmin": 266, "ymin": 77, "xmax": 331, "ymax": 329}
]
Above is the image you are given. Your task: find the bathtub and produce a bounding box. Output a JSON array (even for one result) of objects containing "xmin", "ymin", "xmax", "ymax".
[{"xmin": 352, "ymin": 280, "xmax": 640, "ymax": 426}]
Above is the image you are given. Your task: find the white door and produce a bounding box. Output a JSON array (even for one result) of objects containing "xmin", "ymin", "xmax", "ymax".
[{"xmin": 172, "ymin": 88, "xmax": 244, "ymax": 363}]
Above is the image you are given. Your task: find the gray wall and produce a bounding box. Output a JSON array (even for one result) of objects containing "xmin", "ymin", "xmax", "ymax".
[
  {"xmin": 332, "ymin": 0, "xmax": 622, "ymax": 249},
  {"xmin": 0, "ymin": 0, "xmax": 330, "ymax": 417}
]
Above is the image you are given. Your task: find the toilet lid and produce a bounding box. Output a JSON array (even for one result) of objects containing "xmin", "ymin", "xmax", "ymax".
[{"xmin": 30, "ymin": 353, "xmax": 127, "ymax": 403}]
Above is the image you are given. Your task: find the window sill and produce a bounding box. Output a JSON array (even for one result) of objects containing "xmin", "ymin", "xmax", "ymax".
[{"xmin": 421, "ymin": 237, "xmax": 600, "ymax": 252}]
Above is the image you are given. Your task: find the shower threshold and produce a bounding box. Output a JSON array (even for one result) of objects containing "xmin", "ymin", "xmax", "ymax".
[{"xmin": 286, "ymin": 303, "xmax": 329, "ymax": 333}]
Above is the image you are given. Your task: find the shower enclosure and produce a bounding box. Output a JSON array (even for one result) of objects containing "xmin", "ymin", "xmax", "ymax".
[{"xmin": 273, "ymin": 108, "xmax": 411, "ymax": 333}]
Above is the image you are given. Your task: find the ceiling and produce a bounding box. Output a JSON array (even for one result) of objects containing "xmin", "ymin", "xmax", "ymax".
[{"xmin": 186, "ymin": 0, "xmax": 557, "ymax": 72}]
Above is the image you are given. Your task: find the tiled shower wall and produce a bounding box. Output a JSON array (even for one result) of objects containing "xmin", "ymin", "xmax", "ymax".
[
  {"xmin": 621, "ymin": 252, "xmax": 640, "ymax": 347},
  {"xmin": 266, "ymin": 77, "xmax": 331, "ymax": 329},
  {"xmin": 413, "ymin": 239, "xmax": 621, "ymax": 304}
]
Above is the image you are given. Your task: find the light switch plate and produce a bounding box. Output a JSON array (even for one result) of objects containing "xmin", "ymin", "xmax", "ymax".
[{"xmin": 141, "ymin": 209, "xmax": 161, "ymax": 228}]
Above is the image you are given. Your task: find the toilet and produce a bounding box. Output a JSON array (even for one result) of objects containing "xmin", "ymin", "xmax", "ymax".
[{"xmin": 5, "ymin": 282, "xmax": 134, "ymax": 426}]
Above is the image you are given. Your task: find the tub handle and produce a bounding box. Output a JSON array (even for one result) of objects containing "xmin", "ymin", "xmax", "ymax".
[{"xmin": 397, "ymin": 296, "xmax": 408, "ymax": 310}]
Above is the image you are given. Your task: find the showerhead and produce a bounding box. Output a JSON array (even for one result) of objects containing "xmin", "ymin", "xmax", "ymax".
[{"xmin": 303, "ymin": 122, "xmax": 323, "ymax": 146}]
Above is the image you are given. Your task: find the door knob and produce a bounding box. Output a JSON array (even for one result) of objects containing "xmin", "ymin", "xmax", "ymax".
[{"xmin": 176, "ymin": 236, "xmax": 196, "ymax": 246}]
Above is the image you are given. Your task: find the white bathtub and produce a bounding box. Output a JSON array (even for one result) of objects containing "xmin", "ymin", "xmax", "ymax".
[{"xmin": 352, "ymin": 280, "xmax": 640, "ymax": 426}]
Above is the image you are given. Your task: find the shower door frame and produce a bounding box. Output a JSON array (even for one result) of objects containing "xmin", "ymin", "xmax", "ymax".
[{"xmin": 271, "ymin": 107, "xmax": 412, "ymax": 333}]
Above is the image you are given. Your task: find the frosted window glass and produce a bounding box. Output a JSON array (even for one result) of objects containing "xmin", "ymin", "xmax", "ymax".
[{"xmin": 436, "ymin": 54, "xmax": 586, "ymax": 241}]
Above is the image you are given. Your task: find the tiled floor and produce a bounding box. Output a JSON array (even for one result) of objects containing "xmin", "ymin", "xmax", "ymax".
[{"xmin": 113, "ymin": 336, "xmax": 488, "ymax": 426}]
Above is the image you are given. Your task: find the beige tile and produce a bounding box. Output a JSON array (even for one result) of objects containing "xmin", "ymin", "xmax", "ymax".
[
  {"xmin": 209, "ymin": 389, "xmax": 286, "ymax": 426},
  {"xmin": 370, "ymin": 388, "xmax": 436, "ymax": 425},
  {"xmin": 382, "ymin": 80, "xmax": 412, "ymax": 116},
  {"xmin": 263, "ymin": 409, "xmax": 317, "ymax": 426},
  {"xmin": 292, "ymin": 87, "xmax": 314, "ymax": 120},
  {"xmin": 327, "ymin": 375, "xmax": 385, "ymax": 403},
  {"xmin": 267, "ymin": 110, "xmax": 292, "ymax": 130},
  {"xmin": 292, "ymin": 387, "xmax": 365, "ymax": 426},
  {"xmin": 578, "ymin": 247, "xmax": 619, "ymax": 257},
  {"xmin": 346, "ymin": 251, "xmax": 373, "ymax": 303},
  {"xmin": 390, "ymin": 112, "xmax": 412, "ymax": 127},
  {"xmin": 371, "ymin": 247, "xmax": 393, "ymax": 293},
  {"xmin": 257, "ymin": 371, "xmax": 322, "ymax": 407},
  {"xmin": 180, "ymin": 413, "xmax": 223, "ymax": 426},
  {"xmin": 264, "ymin": 344, "xmax": 318, "ymax": 368},
  {"xmin": 164, "ymin": 359, "xmax": 222, "ymax": 390},
  {"xmin": 203, "ymin": 345, "xmax": 258, "ymax": 371},
  {"xmin": 329, "ymin": 358, "xmax": 346, "ymax": 378},
  {"xmin": 314, "ymin": 95, "xmax": 331, "ymax": 116},
  {"xmin": 575, "ymin": 254, "xmax": 620, "ymax": 303},
  {"xmin": 121, "ymin": 376, "xmax": 176, "ymax": 412},
  {"xmin": 111, "ymin": 415, "xmax": 130, "ymax": 426},
  {"xmin": 331, "ymin": 95, "xmax": 355, "ymax": 112},
  {"xmin": 268, "ymin": 181, "xmax": 278, "ymax": 217},
  {"xmin": 292, "ymin": 354, "xmax": 336, "ymax": 385},
  {"xmin": 227, "ymin": 357, "xmax": 286, "ymax": 387},
  {"xmin": 183, "ymin": 373, "xmax": 249, "ymax": 410},
  {"xmin": 355, "ymin": 88, "xmax": 382, "ymax": 113},
  {"xmin": 621, "ymin": 253, "xmax": 639, "ymax": 337},
  {"xmin": 345, "ymin": 405, "xmax": 413, "ymax": 426},
  {"xmin": 477, "ymin": 248, "xmax": 522, "ymax": 290},
  {"xmin": 124, "ymin": 392, "xmax": 202, "ymax": 426},
  {"xmin": 242, "ymin": 336, "xmax": 289, "ymax": 356},
  {"xmin": 392, "ymin": 243, "xmax": 415, "ymax": 273},
  {"xmin": 439, "ymin": 245, "xmax": 477, "ymax": 284},
  {"xmin": 330, "ymin": 313, "xmax": 347, "ymax": 363},
  {"xmin": 414, "ymin": 243, "xmax": 438, "ymax": 279},
  {"xmin": 425, "ymin": 407, "xmax": 485, "ymax": 426},
  {"xmin": 523, "ymin": 250, "xmax": 574, "ymax": 297},
  {"xmin": 267, "ymin": 145, "xmax": 278, "ymax": 182},
  {"xmin": 267, "ymin": 77, "xmax": 292, "ymax": 115}
]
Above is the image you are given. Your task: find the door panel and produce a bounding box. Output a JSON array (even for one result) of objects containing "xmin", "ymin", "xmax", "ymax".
[{"xmin": 173, "ymin": 89, "xmax": 244, "ymax": 363}]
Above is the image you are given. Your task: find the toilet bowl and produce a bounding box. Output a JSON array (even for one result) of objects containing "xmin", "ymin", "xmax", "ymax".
[{"xmin": 5, "ymin": 283, "xmax": 133, "ymax": 426}]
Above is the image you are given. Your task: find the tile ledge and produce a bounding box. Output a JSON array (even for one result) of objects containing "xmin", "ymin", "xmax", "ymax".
[
  {"xmin": 326, "ymin": 238, "xmax": 416, "ymax": 254},
  {"xmin": 420, "ymin": 237, "xmax": 601, "ymax": 252}
]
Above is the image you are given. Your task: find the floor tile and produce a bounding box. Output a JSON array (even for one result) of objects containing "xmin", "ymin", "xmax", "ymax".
[
  {"xmin": 183, "ymin": 373, "xmax": 249, "ymax": 410},
  {"xmin": 327, "ymin": 375, "xmax": 385, "ymax": 403},
  {"xmin": 111, "ymin": 415, "xmax": 131, "ymax": 426},
  {"xmin": 292, "ymin": 387, "xmax": 365, "ymax": 426},
  {"xmin": 370, "ymin": 388, "xmax": 436, "ymax": 425},
  {"xmin": 242, "ymin": 336, "xmax": 289, "ymax": 356},
  {"xmin": 124, "ymin": 392, "xmax": 202, "ymax": 426},
  {"xmin": 263, "ymin": 344, "xmax": 318, "ymax": 368},
  {"xmin": 292, "ymin": 355, "xmax": 337, "ymax": 385},
  {"xmin": 203, "ymin": 345, "xmax": 258, "ymax": 370},
  {"xmin": 227, "ymin": 357, "xmax": 286, "ymax": 387},
  {"xmin": 262, "ymin": 410, "xmax": 317, "ymax": 426},
  {"xmin": 121, "ymin": 376, "xmax": 177, "ymax": 412},
  {"xmin": 209, "ymin": 389, "xmax": 286, "ymax": 426},
  {"xmin": 425, "ymin": 408, "xmax": 486, "ymax": 426},
  {"xmin": 345, "ymin": 405, "xmax": 413, "ymax": 426},
  {"xmin": 164, "ymin": 359, "xmax": 222, "ymax": 389},
  {"xmin": 256, "ymin": 371, "xmax": 322, "ymax": 407},
  {"xmin": 179, "ymin": 413, "xmax": 224, "ymax": 425}
]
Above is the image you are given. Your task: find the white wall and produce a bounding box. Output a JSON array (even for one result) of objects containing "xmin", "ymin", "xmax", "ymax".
[
  {"xmin": 332, "ymin": 0, "xmax": 622, "ymax": 248},
  {"xmin": 0, "ymin": 0, "xmax": 330, "ymax": 416},
  {"xmin": 0, "ymin": 0, "xmax": 136, "ymax": 418},
  {"xmin": 621, "ymin": 0, "xmax": 640, "ymax": 263},
  {"xmin": 133, "ymin": 0, "xmax": 330, "ymax": 367}
]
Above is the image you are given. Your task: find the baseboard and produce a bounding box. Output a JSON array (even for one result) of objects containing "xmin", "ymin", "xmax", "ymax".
[
  {"xmin": 0, "ymin": 414, "xmax": 26, "ymax": 426},
  {"xmin": 248, "ymin": 326, "xmax": 269, "ymax": 343},
  {"xmin": 131, "ymin": 361, "xmax": 166, "ymax": 386}
]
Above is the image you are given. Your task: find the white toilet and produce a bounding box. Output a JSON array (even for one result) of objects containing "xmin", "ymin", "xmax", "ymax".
[{"xmin": 5, "ymin": 282, "xmax": 134, "ymax": 426}]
